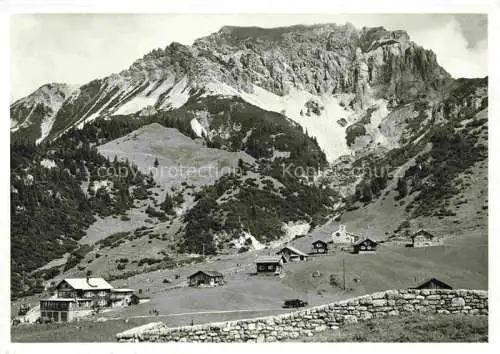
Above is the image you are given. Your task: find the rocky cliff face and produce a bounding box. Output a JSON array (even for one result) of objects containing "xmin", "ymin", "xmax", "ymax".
[
  {"xmin": 11, "ymin": 23, "xmax": 451, "ymax": 146},
  {"xmin": 10, "ymin": 83, "xmax": 80, "ymax": 143}
]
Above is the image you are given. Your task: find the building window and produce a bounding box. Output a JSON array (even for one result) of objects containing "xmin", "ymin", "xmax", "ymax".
[{"xmin": 336, "ymin": 233, "xmax": 340, "ymax": 237}]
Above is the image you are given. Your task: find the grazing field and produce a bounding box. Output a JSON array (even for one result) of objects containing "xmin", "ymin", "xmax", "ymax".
[
  {"xmin": 11, "ymin": 309, "xmax": 293, "ymax": 342},
  {"xmin": 294, "ymin": 314, "xmax": 488, "ymax": 342},
  {"xmin": 286, "ymin": 226, "xmax": 487, "ymax": 295},
  {"xmin": 11, "ymin": 317, "xmax": 157, "ymax": 343}
]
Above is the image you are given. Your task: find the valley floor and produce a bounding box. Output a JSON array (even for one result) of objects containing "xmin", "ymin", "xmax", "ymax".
[{"xmin": 11, "ymin": 222, "xmax": 487, "ymax": 342}]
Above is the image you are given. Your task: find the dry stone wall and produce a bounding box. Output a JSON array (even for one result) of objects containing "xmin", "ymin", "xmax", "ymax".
[{"xmin": 116, "ymin": 289, "xmax": 488, "ymax": 342}]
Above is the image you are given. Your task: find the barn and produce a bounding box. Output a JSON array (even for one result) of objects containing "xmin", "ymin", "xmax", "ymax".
[
  {"xmin": 353, "ymin": 238, "xmax": 378, "ymax": 254},
  {"xmin": 255, "ymin": 256, "xmax": 284, "ymax": 274},
  {"xmin": 276, "ymin": 246, "xmax": 308, "ymax": 262},
  {"xmin": 413, "ymin": 277, "xmax": 453, "ymax": 290},
  {"xmin": 188, "ymin": 270, "xmax": 224, "ymax": 287},
  {"xmin": 312, "ymin": 240, "xmax": 328, "ymax": 254},
  {"xmin": 410, "ymin": 229, "xmax": 443, "ymax": 248}
]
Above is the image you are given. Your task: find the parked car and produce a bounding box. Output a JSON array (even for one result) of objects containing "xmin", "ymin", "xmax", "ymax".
[{"xmin": 283, "ymin": 299, "xmax": 308, "ymax": 308}]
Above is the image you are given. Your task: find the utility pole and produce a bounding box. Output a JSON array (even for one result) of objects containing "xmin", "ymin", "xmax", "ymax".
[
  {"xmin": 343, "ymin": 258, "xmax": 346, "ymax": 291},
  {"xmin": 202, "ymin": 243, "xmax": 205, "ymax": 258}
]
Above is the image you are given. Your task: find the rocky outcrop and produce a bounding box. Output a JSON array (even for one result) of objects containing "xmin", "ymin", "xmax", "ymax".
[
  {"xmin": 11, "ymin": 23, "xmax": 452, "ymax": 144},
  {"xmin": 116, "ymin": 289, "xmax": 488, "ymax": 342}
]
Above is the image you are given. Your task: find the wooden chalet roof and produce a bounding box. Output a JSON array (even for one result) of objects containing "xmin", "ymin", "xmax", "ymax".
[
  {"xmin": 255, "ymin": 256, "xmax": 283, "ymax": 263},
  {"xmin": 312, "ymin": 239, "xmax": 328, "ymax": 245},
  {"xmin": 276, "ymin": 245, "xmax": 308, "ymax": 257},
  {"xmin": 353, "ymin": 237, "xmax": 378, "ymax": 246},
  {"xmin": 57, "ymin": 278, "xmax": 113, "ymax": 291},
  {"xmin": 411, "ymin": 229, "xmax": 437, "ymax": 239},
  {"xmin": 413, "ymin": 277, "xmax": 453, "ymax": 290},
  {"xmin": 188, "ymin": 270, "xmax": 224, "ymax": 279}
]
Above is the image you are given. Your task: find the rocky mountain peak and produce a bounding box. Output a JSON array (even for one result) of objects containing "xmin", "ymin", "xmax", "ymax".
[{"xmin": 11, "ymin": 22, "xmax": 454, "ymax": 144}]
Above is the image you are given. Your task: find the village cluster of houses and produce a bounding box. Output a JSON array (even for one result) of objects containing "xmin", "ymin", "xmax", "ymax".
[{"xmin": 37, "ymin": 225, "xmax": 444, "ymax": 323}]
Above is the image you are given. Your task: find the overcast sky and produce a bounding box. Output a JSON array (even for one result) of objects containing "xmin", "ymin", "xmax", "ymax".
[{"xmin": 10, "ymin": 13, "xmax": 488, "ymax": 101}]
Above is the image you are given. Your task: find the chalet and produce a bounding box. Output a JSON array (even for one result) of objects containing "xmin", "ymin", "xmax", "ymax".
[
  {"xmin": 312, "ymin": 240, "xmax": 328, "ymax": 254},
  {"xmin": 410, "ymin": 229, "xmax": 443, "ymax": 248},
  {"xmin": 412, "ymin": 277, "xmax": 453, "ymax": 290},
  {"xmin": 188, "ymin": 270, "xmax": 224, "ymax": 287},
  {"xmin": 255, "ymin": 256, "xmax": 284, "ymax": 274},
  {"xmin": 55, "ymin": 277, "xmax": 113, "ymax": 308},
  {"xmin": 40, "ymin": 277, "xmax": 134, "ymax": 322},
  {"xmin": 352, "ymin": 238, "xmax": 378, "ymax": 254},
  {"xmin": 276, "ymin": 246, "xmax": 308, "ymax": 262},
  {"xmin": 331, "ymin": 225, "xmax": 362, "ymax": 245}
]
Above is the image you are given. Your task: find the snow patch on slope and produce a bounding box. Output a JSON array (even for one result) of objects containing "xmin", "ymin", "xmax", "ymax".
[
  {"xmin": 269, "ymin": 222, "xmax": 311, "ymax": 249},
  {"xmin": 203, "ymin": 82, "xmax": 352, "ymax": 161},
  {"xmin": 190, "ymin": 118, "xmax": 208, "ymax": 138},
  {"xmin": 158, "ymin": 77, "xmax": 190, "ymax": 110},
  {"xmin": 36, "ymin": 92, "xmax": 78, "ymax": 144},
  {"xmin": 232, "ymin": 231, "xmax": 265, "ymax": 251},
  {"xmin": 111, "ymin": 77, "xmax": 189, "ymax": 116}
]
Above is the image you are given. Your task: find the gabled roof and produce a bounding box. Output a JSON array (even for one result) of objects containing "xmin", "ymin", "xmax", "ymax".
[
  {"xmin": 413, "ymin": 277, "xmax": 453, "ymax": 290},
  {"xmin": 353, "ymin": 237, "xmax": 378, "ymax": 246},
  {"xmin": 188, "ymin": 270, "xmax": 224, "ymax": 278},
  {"xmin": 312, "ymin": 239, "xmax": 328, "ymax": 245},
  {"xmin": 57, "ymin": 278, "xmax": 114, "ymax": 291},
  {"xmin": 411, "ymin": 229, "xmax": 436, "ymax": 239},
  {"xmin": 276, "ymin": 245, "xmax": 308, "ymax": 257},
  {"xmin": 256, "ymin": 256, "xmax": 283, "ymax": 263}
]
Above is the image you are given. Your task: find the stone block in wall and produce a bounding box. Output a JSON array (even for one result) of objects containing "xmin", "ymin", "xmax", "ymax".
[
  {"xmin": 385, "ymin": 290, "xmax": 399, "ymax": 299},
  {"xmin": 315, "ymin": 324, "xmax": 328, "ymax": 332},
  {"xmin": 359, "ymin": 296, "xmax": 373, "ymax": 305},
  {"xmin": 451, "ymin": 297, "xmax": 466, "ymax": 307},
  {"xmin": 402, "ymin": 304, "xmax": 415, "ymax": 312},
  {"xmin": 426, "ymin": 295, "xmax": 441, "ymax": 300},
  {"xmin": 371, "ymin": 291, "xmax": 386, "ymax": 299},
  {"xmin": 343, "ymin": 315, "xmax": 358, "ymax": 324},
  {"xmin": 373, "ymin": 299, "xmax": 387, "ymax": 307},
  {"xmin": 359, "ymin": 312, "xmax": 373, "ymax": 321},
  {"xmin": 402, "ymin": 293, "xmax": 416, "ymax": 299}
]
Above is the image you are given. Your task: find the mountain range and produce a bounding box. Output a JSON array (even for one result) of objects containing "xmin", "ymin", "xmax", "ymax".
[{"xmin": 10, "ymin": 23, "xmax": 488, "ymax": 298}]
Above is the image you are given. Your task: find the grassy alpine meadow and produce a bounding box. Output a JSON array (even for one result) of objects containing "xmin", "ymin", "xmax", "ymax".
[{"xmin": 293, "ymin": 313, "xmax": 488, "ymax": 342}]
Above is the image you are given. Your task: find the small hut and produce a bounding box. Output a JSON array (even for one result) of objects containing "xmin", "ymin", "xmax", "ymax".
[
  {"xmin": 353, "ymin": 238, "xmax": 378, "ymax": 254},
  {"xmin": 276, "ymin": 246, "xmax": 308, "ymax": 262},
  {"xmin": 255, "ymin": 256, "xmax": 284, "ymax": 274},
  {"xmin": 312, "ymin": 240, "xmax": 328, "ymax": 254},
  {"xmin": 412, "ymin": 277, "xmax": 453, "ymax": 290},
  {"xmin": 188, "ymin": 270, "xmax": 224, "ymax": 287},
  {"xmin": 410, "ymin": 229, "xmax": 443, "ymax": 248}
]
